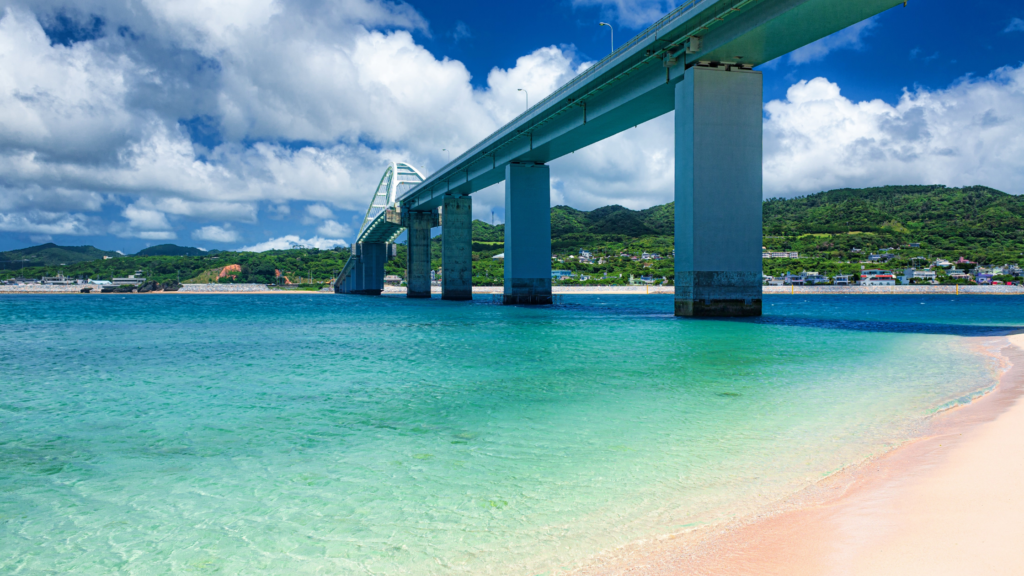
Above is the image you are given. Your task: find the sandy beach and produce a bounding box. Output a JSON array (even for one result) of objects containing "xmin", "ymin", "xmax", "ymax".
[{"xmin": 571, "ymin": 334, "xmax": 1024, "ymax": 576}]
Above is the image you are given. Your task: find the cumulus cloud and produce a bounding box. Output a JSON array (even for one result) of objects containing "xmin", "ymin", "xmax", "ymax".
[
  {"xmin": 122, "ymin": 204, "xmax": 172, "ymax": 230},
  {"xmin": 0, "ymin": 210, "xmax": 94, "ymax": 235},
  {"xmin": 241, "ymin": 235, "xmax": 348, "ymax": 252},
  {"xmin": 2, "ymin": 0, "xmax": 1022, "ymax": 251},
  {"xmin": 789, "ymin": 19, "xmax": 875, "ymax": 65},
  {"xmin": 316, "ymin": 219, "xmax": 352, "ymax": 238},
  {"xmin": 763, "ymin": 64, "xmax": 1024, "ymax": 197},
  {"xmin": 0, "ymin": 0, "xmax": 625, "ymax": 247},
  {"xmin": 306, "ymin": 204, "xmax": 336, "ymax": 219},
  {"xmin": 136, "ymin": 231, "xmax": 177, "ymax": 240},
  {"xmin": 192, "ymin": 224, "xmax": 240, "ymax": 243}
]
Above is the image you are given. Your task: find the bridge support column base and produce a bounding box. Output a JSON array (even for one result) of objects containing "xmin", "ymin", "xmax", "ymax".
[
  {"xmin": 674, "ymin": 66, "xmax": 763, "ymax": 318},
  {"xmin": 406, "ymin": 209, "xmax": 434, "ymax": 298},
  {"xmin": 502, "ymin": 278, "xmax": 552, "ymax": 305},
  {"xmin": 503, "ymin": 294, "xmax": 553, "ymax": 305},
  {"xmin": 675, "ymin": 298, "xmax": 762, "ymax": 317},
  {"xmin": 350, "ymin": 289, "xmax": 383, "ymax": 296},
  {"xmin": 442, "ymin": 195, "xmax": 473, "ymax": 301}
]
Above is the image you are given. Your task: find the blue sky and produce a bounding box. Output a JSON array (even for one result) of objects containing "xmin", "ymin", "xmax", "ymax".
[{"xmin": 0, "ymin": 0, "xmax": 1022, "ymax": 254}]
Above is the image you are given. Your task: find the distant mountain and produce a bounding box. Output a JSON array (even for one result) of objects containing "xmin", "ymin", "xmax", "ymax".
[
  {"xmin": 135, "ymin": 244, "xmax": 216, "ymax": 256},
  {"xmin": 0, "ymin": 243, "xmax": 120, "ymax": 267},
  {"xmin": 469, "ymin": 203, "xmax": 675, "ymax": 255}
]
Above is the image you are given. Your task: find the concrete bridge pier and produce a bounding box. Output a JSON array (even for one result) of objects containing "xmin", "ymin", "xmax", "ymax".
[
  {"xmin": 353, "ymin": 242, "xmax": 386, "ymax": 295},
  {"xmin": 405, "ymin": 209, "xmax": 434, "ymax": 298},
  {"xmin": 503, "ymin": 162, "xmax": 552, "ymax": 305},
  {"xmin": 441, "ymin": 195, "xmax": 473, "ymax": 300},
  {"xmin": 674, "ymin": 65, "xmax": 763, "ymax": 317}
]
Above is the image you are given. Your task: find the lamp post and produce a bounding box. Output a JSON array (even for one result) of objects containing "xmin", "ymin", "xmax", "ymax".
[
  {"xmin": 442, "ymin": 148, "xmax": 450, "ymax": 163},
  {"xmin": 517, "ymin": 88, "xmax": 528, "ymax": 111},
  {"xmin": 599, "ymin": 22, "xmax": 614, "ymax": 54}
]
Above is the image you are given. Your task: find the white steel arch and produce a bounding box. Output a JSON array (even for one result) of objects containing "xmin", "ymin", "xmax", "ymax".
[{"xmin": 356, "ymin": 162, "xmax": 425, "ymax": 243}]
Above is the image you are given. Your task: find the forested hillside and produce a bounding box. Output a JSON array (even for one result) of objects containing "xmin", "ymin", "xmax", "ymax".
[
  {"xmin": 0, "ymin": 243, "xmax": 120, "ymax": 267},
  {"xmin": 5, "ymin": 185, "xmax": 1021, "ymax": 286}
]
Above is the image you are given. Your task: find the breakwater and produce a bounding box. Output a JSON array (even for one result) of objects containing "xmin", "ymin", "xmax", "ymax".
[
  {"xmin": 763, "ymin": 285, "xmax": 1024, "ymax": 295},
  {"xmin": 0, "ymin": 283, "xmax": 272, "ymax": 294},
  {"xmin": 179, "ymin": 283, "xmax": 271, "ymax": 292}
]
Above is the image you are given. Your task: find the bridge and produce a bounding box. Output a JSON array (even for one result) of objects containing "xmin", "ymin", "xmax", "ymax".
[{"xmin": 335, "ymin": 0, "xmax": 907, "ymax": 314}]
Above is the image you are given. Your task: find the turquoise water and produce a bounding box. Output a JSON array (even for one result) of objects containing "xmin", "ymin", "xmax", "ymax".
[{"xmin": 1, "ymin": 294, "xmax": 1019, "ymax": 574}]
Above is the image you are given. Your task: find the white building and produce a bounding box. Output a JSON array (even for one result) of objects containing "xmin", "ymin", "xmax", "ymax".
[
  {"xmin": 802, "ymin": 271, "xmax": 829, "ymax": 285},
  {"xmin": 900, "ymin": 268, "xmax": 937, "ymax": 284}
]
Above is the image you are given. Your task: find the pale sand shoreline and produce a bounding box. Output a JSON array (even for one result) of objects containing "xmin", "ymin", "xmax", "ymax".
[{"xmin": 569, "ymin": 334, "xmax": 1024, "ymax": 576}]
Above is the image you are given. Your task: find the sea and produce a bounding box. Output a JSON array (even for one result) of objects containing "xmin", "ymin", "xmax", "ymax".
[{"xmin": 1, "ymin": 294, "xmax": 1019, "ymax": 575}]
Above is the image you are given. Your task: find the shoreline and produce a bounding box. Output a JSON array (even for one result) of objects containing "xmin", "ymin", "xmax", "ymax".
[
  {"xmin": 3, "ymin": 285, "xmax": 1022, "ymax": 295},
  {"xmin": 569, "ymin": 333, "xmax": 1024, "ymax": 575}
]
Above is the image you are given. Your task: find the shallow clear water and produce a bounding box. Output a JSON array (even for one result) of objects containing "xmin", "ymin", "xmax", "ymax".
[{"xmin": 1, "ymin": 294, "xmax": 1019, "ymax": 575}]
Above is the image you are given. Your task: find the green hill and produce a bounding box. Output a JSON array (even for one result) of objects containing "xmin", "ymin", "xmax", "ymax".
[
  {"xmin": 6, "ymin": 184, "xmax": 1022, "ymax": 287},
  {"xmin": 762, "ymin": 184, "xmax": 1024, "ymax": 264},
  {"xmin": 0, "ymin": 243, "xmax": 120, "ymax": 268},
  {"xmin": 467, "ymin": 203, "xmax": 676, "ymax": 256},
  {"xmin": 136, "ymin": 244, "xmax": 214, "ymax": 257},
  {"xmin": 468, "ymin": 184, "xmax": 1023, "ymax": 264}
]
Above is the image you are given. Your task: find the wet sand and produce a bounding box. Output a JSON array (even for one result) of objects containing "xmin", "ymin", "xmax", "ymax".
[{"xmin": 570, "ymin": 334, "xmax": 1024, "ymax": 575}]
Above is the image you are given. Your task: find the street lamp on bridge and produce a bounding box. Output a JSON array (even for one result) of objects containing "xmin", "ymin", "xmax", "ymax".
[
  {"xmin": 599, "ymin": 22, "xmax": 613, "ymax": 54},
  {"xmin": 517, "ymin": 88, "xmax": 528, "ymax": 111}
]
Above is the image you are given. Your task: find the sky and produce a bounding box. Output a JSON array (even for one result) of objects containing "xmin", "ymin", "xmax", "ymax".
[{"xmin": 0, "ymin": 0, "xmax": 1022, "ymax": 253}]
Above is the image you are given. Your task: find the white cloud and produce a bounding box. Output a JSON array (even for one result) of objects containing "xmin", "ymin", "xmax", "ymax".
[
  {"xmin": 268, "ymin": 203, "xmax": 291, "ymax": 218},
  {"xmin": 550, "ymin": 114, "xmax": 674, "ymax": 210},
  {"xmin": 240, "ymin": 235, "xmax": 348, "ymax": 252},
  {"xmin": 789, "ymin": 19, "xmax": 875, "ymax": 65},
  {"xmin": 145, "ymin": 198, "xmax": 258, "ymax": 222},
  {"xmin": 0, "ymin": 210, "xmax": 95, "ymax": 235},
  {"xmin": 1, "ymin": 0, "xmax": 1022, "ymax": 246},
  {"xmin": 29, "ymin": 234, "xmax": 52, "ymax": 243},
  {"xmin": 306, "ymin": 203, "xmax": 335, "ymax": 219},
  {"xmin": 316, "ymin": 219, "xmax": 352, "ymax": 238},
  {"xmin": 136, "ymin": 230, "xmax": 177, "ymax": 240},
  {"xmin": 192, "ymin": 224, "xmax": 240, "ymax": 243},
  {"xmin": 763, "ymin": 64, "xmax": 1024, "ymax": 197},
  {"xmin": 122, "ymin": 204, "xmax": 172, "ymax": 230},
  {"xmin": 1006, "ymin": 18, "xmax": 1024, "ymax": 33}
]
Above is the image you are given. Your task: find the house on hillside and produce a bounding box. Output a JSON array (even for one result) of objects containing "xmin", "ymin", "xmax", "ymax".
[
  {"xmin": 947, "ymin": 270, "xmax": 972, "ymax": 281},
  {"xmin": 900, "ymin": 268, "xmax": 937, "ymax": 284},
  {"xmin": 112, "ymin": 274, "xmax": 145, "ymax": 286},
  {"xmin": 860, "ymin": 274, "xmax": 895, "ymax": 286},
  {"xmin": 782, "ymin": 273, "xmax": 805, "ymax": 286},
  {"xmin": 802, "ymin": 271, "xmax": 829, "ymax": 285}
]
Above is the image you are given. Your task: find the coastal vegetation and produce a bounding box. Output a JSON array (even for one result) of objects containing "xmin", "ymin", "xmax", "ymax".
[{"xmin": 3, "ymin": 185, "xmax": 1020, "ymax": 286}]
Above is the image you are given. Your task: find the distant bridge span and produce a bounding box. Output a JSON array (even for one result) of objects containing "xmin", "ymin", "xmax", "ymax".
[{"xmin": 335, "ymin": 0, "xmax": 908, "ymax": 313}]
